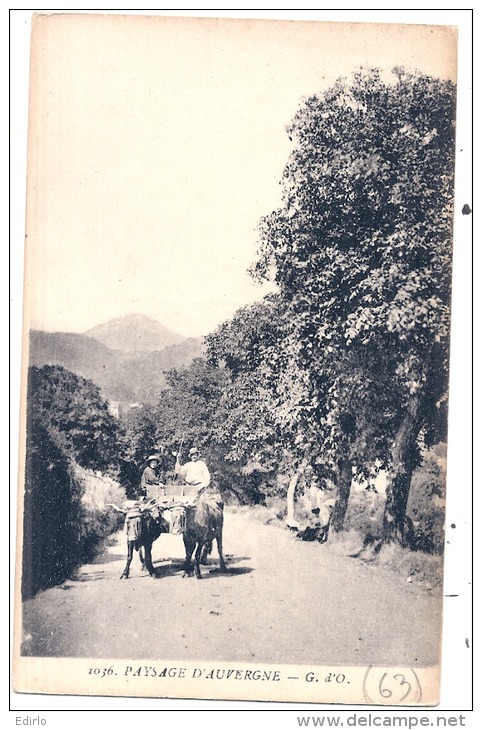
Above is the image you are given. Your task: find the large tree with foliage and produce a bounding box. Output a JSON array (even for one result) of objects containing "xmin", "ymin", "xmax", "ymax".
[
  {"xmin": 207, "ymin": 296, "xmax": 337, "ymax": 518},
  {"xmin": 206, "ymin": 297, "xmax": 293, "ymax": 505},
  {"xmin": 206, "ymin": 296, "xmax": 282, "ymax": 461},
  {"xmin": 28, "ymin": 365, "xmax": 120, "ymax": 473},
  {"xmin": 150, "ymin": 358, "xmax": 230, "ymax": 477},
  {"xmin": 207, "ymin": 291, "xmax": 393, "ymax": 524},
  {"xmin": 251, "ymin": 67, "xmax": 455, "ymax": 543}
]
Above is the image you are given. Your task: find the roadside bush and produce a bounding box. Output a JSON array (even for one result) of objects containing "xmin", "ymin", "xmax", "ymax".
[
  {"xmin": 326, "ymin": 447, "xmax": 447, "ymax": 589},
  {"xmin": 75, "ymin": 467, "xmax": 126, "ymax": 562},
  {"xmin": 377, "ymin": 542, "xmax": 444, "ymax": 588},
  {"xmin": 22, "ymin": 364, "xmax": 130, "ymax": 599},
  {"xmin": 22, "ymin": 418, "xmax": 83, "ymax": 599},
  {"xmin": 343, "ymin": 487, "xmax": 384, "ymax": 538},
  {"xmin": 22, "ymin": 420, "xmax": 126, "ymax": 599},
  {"xmin": 406, "ymin": 444, "xmax": 446, "ymax": 555}
]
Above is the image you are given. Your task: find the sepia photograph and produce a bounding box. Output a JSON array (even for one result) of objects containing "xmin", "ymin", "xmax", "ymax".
[{"xmin": 10, "ymin": 8, "xmax": 472, "ymax": 715}]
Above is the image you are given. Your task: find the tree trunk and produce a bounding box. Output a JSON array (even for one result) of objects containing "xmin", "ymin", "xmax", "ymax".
[
  {"xmin": 285, "ymin": 449, "xmax": 311, "ymax": 530},
  {"xmin": 382, "ymin": 390, "xmax": 424, "ymax": 544},
  {"xmin": 330, "ymin": 458, "xmax": 352, "ymax": 532}
]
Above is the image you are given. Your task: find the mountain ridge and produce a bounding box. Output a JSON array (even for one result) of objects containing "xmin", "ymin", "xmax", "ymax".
[
  {"xmin": 85, "ymin": 313, "xmax": 186, "ymax": 352},
  {"xmin": 29, "ymin": 318, "xmax": 205, "ymax": 405}
]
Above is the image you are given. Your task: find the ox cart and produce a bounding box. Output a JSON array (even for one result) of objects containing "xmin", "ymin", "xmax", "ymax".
[
  {"xmin": 117, "ymin": 482, "xmax": 227, "ymax": 579},
  {"xmin": 145, "ymin": 483, "xmax": 200, "ymax": 535}
]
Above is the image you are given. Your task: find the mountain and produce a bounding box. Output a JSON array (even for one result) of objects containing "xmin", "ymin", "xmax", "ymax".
[
  {"xmin": 29, "ymin": 329, "xmax": 123, "ymax": 388},
  {"xmin": 28, "ymin": 328, "xmax": 205, "ymax": 405},
  {"xmin": 85, "ymin": 313, "xmax": 185, "ymax": 352},
  {"xmin": 116, "ymin": 338, "xmax": 206, "ymax": 404}
]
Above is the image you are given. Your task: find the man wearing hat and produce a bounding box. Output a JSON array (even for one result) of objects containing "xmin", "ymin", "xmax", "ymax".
[
  {"xmin": 139, "ymin": 455, "xmax": 161, "ymax": 498},
  {"xmin": 174, "ymin": 446, "xmax": 211, "ymax": 495}
]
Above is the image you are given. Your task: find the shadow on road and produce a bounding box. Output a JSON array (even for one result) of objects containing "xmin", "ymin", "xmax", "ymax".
[
  {"xmin": 174, "ymin": 565, "xmax": 254, "ymax": 581},
  {"xmin": 90, "ymin": 551, "xmax": 125, "ymax": 565},
  {"xmin": 144, "ymin": 553, "xmax": 255, "ymax": 580},
  {"xmin": 150, "ymin": 558, "xmax": 185, "ymax": 577},
  {"xmin": 70, "ymin": 535, "xmax": 254, "ymax": 583},
  {"xmin": 72, "ymin": 570, "xmax": 115, "ymax": 582},
  {"xmin": 223, "ymin": 555, "xmax": 251, "ymax": 564},
  {"xmin": 206, "ymin": 566, "xmax": 253, "ymax": 578}
]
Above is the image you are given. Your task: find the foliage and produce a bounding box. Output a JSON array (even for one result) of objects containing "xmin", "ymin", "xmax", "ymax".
[
  {"xmin": 207, "ymin": 298, "xmax": 321, "ymax": 513},
  {"xmin": 406, "ymin": 444, "xmax": 446, "ymax": 554},
  {"xmin": 22, "ymin": 416, "xmax": 83, "ymax": 598},
  {"xmin": 117, "ymin": 405, "xmax": 158, "ymax": 495},
  {"xmin": 148, "ymin": 358, "xmax": 231, "ymax": 481},
  {"xmin": 23, "ymin": 365, "xmax": 126, "ymax": 597},
  {"xmin": 249, "ymin": 67, "xmax": 455, "ymax": 541},
  {"xmin": 28, "ymin": 365, "xmax": 120, "ymax": 474},
  {"xmin": 207, "ymin": 299, "xmax": 281, "ymax": 463}
]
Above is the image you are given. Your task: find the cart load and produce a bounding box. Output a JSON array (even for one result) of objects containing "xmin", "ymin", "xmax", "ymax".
[{"xmin": 145, "ymin": 483, "xmax": 199, "ymax": 535}]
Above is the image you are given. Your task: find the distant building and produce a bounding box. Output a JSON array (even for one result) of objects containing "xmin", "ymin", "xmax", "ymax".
[
  {"xmin": 107, "ymin": 401, "xmax": 121, "ymax": 418},
  {"xmin": 107, "ymin": 401, "xmax": 142, "ymax": 419}
]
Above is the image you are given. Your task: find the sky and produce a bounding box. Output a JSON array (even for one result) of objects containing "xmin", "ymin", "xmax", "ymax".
[{"xmin": 15, "ymin": 10, "xmax": 460, "ymax": 338}]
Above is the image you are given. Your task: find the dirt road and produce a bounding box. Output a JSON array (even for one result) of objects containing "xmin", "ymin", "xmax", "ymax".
[{"xmin": 21, "ymin": 510, "xmax": 441, "ymax": 666}]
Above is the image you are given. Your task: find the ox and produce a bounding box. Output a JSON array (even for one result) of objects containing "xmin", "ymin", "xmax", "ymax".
[
  {"xmin": 108, "ymin": 499, "xmax": 169, "ymax": 579},
  {"xmin": 183, "ymin": 490, "xmax": 227, "ymax": 579}
]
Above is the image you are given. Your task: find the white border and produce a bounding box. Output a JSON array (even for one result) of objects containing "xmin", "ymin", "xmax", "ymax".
[{"xmin": 9, "ymin": 6, "xmax": 474, "ymax": 720}]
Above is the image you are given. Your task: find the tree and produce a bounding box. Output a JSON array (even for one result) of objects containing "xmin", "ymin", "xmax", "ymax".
[
  {"xmin": 117, "ymin": 405, "xmax": 158, "ymax": 496},
  {"xmin": 207, "ymin": 297, "xmax": 329, "ymax": 518},
  {"xmin": 206, "ymin": 297, "xmax": 282, "ymax": 460},
  {"xmin": 151, "ymin": 358, "xmax": 230, "ymax": 478},
  {"xmin": 24, "ymin": 367, "xmax": 127, "ymax": 595},
  {"xmin": 252, "ymin": 67, "xmax": 455, "ymax": 543},
  {"xmin": 28, "ymin": 365, "xmax": 121, "ymax": 474},
  {"xmin": 22, "ymin": 414, "xmax": 83, "ymax": 597}
]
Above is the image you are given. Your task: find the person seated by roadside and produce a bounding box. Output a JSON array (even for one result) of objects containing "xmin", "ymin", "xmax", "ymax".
[
  {"xmin": 297, "ymin": 492, "xmax": 335, "ymax": 543},
  {"xmin": 309, "ymin": 498, "xmax": 335, "ymax": 543}
]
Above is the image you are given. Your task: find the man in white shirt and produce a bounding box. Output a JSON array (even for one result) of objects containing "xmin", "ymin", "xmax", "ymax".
[{"xmin": 175, "ymin": 446, "xmax": 211, "ymax": 495}]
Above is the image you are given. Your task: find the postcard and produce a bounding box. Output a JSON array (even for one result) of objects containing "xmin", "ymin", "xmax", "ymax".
[{"xmin": 12, "ymin": 10, "xmax": 470, "ymax": 711}]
